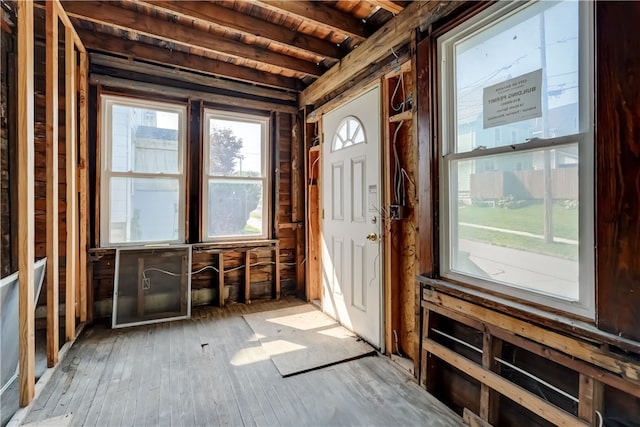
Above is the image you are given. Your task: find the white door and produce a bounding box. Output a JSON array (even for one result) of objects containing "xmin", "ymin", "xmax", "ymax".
[{"xmin": 321, "ymin": 85, "xmax": 382, "ymax": 348}]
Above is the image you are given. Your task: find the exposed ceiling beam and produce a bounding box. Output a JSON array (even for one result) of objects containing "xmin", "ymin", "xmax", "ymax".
[
  {"xmin": 62, "ymin": 1, "xmax": 323, "ymax": 77},
  {"xmin": 300, "ymin": 1, "xmax": 463, "ymax": 106},
  {"xmin": 90, "ymin": 74, "xmax": 297, "ymax": 113},
  {"xmin": 77, "ymin": 30, "xmax": 302, "ymax": 91},
  {"xmin": 368, "ymin": 1, "xmax": 405, "ymax": 15},
  {"xmin": 254, "ymin": 0, "xmax": 370, "ymax": 42},
  {"xmin": 137, "ymin": 0, "xmax": 342, "ymax": 61},
  {"xmin": 90, "ymin": 53, "xmax": 297, "ymax": 102}
]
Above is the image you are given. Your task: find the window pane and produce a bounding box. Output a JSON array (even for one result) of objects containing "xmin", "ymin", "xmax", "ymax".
[
  {"xmin": 207, "ymin": 179, "xmax": 263, "ymax": 238},
  {"xmin": 109, "ymin": 177, "xmax": 180, "ymax": 243},
  {"xmin": 451, "ymin": 145, "xmax": 579, "ymax": 300},
  {"xmin": 208, "ymin": 118, "xmax": 263, "ymax": 177},
  {"xmin": 111, "ymin": 105, "xmax": 180, "ymax": 173},
  {"xmin": 455, "ymin": 1, "xmax": 580, "ymax": 153}
]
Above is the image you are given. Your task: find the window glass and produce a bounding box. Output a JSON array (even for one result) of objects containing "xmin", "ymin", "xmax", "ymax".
[
  {"xmin": 101, "ymin": 96, "xmax": 186, "ymax": 246},
  {"xmin": 203, "ymin": 111, "xmax": 269, "ymax": 240},
  {"xmin": 439, "ymin": 0, "xmax": 593, "ymax": 317}
]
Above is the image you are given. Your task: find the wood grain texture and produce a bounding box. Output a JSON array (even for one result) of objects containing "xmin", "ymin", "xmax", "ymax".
[
  {"xmin": 426, "ymin": 339, "xmax": 588, "ymax": 427},
  {"xmin": 424, "ymin": 290, "xmax": 640, "ymax": 382},
  {"xmin": 595, "ymin": 1, "xmax": 640, "ymax": 342},
  {"xmin": 139, "ymin": 0, "xmax": 342, "ymax": 60},
  {"xmin": 18, "ymin": 0, "xmax": 36, "ymax": 407},
  {"xmin": 62, "ymin": 1, "xmax": 323, "ymax": 77},
  {"xmin": 299, "ymin": 1, "xmax": 462, "ymax": 107},
  {"xmin": 78, "ymin": 51, "xmax": 88, "ymax": 323},
  {"xmin": 77, "ymin": 29, "xmax": 301, "ymax": 91},
  {"xmin": 416, "ymin": 35, "xmax": 437, "ymax": 277},
  {"xmin": 45, "ymin": 0, "xmax": 60, "ymax": 368},
  {"xmin": 23, "ymin": 299, "xmax": 465, "ymax": 427},
  {"xmin": 64, "ymin": 25, "xmax": 77, "ymax": 341}
]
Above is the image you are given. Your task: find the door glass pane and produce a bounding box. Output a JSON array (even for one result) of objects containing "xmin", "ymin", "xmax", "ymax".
[
  {"xmin": 454, "ymin": 1, "xmax": 580, "ymax": 153},
  {"xmin": 109, "ymin": 177, "xmax": 180, "ymax": 244},
  {"xmin": 111, "ymin": 105, "xmax": 180, "ymax": 173},
  {"xmin": 451, "ymin": 145, "xmax": 579, "ymax": 300},
  {"xmin": 207, "ymin": 179, "xmax": 263, "ymax": 238}
]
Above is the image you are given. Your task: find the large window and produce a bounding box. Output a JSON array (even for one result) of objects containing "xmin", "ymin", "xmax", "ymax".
[
  {"xmin": 100, "ymin": 96, "xmax": 186, "ymax": 246},
  {"xmin": 438, "ymin": 1, "xmax": 594, "ymax": 317},
  {"xmin": 203, "ymin": 110, "xmax": 269, "ymax": 240}
]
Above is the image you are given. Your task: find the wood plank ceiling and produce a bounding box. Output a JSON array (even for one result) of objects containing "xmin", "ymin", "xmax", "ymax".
[{"xmin": 57, "ymin": 0, "xmax": 407, "ymax": 100}]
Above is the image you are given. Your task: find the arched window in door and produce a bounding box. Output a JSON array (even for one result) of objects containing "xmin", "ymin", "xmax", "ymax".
[{"xmin": 332, "ymin": 116, "xmax": 366, "ymax": 151}]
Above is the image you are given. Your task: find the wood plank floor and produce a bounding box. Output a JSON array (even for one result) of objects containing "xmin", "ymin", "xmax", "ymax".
[{"xmin": 22, "ymin": 298, "xmax": 464, "ymax": 427}]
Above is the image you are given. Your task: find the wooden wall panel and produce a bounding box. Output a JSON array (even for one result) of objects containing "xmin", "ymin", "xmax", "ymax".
[{"xmin": 596, "ymin": 1, "xmax": 640, "ymax": 341}]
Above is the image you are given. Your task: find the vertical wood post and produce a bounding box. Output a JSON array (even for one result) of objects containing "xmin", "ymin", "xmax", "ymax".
[
  {"xmin": 45, "ymin": 0, "xmax": 59, "ymax": 367},
  {"xmin": 17, "ymin": 0, "xmax": 36, "ymax": 406},
  {"xmin": 218, "ymin": 252, "xmax": 225, "ymax": 307},
  {"xmin": 274, "ymin": 242, "xmax": 281, "ymax": 300},
  {"xmin": 65, "ymin": 25, "xmax": 77, "ymax": 341},
  {"xmin": 480, "ymin": 331, "xmax": 502, "ymax": 425},
  {"xmin": 295, "ymin": 225, "xmax": 305, "ymax": 297},
  {"xmin": 244, "ymin": 250, "xmax": 251, "ymax": 303},
  {"xmin": 78, "ymin": 51, "xmax": 88, "ymax": 322},
  {"xmin": 578, "ymin": 375, "xmax": 603, "ymax": 425}
]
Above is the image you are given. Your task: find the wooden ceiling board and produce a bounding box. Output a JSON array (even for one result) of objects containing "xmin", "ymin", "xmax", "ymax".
[
  {"xmin": 58, "ymin": 0, "xmax": 400, "ymax": 94},
  {"xmin": 62, "ymin": 1, "xmax": 324, "ymax": 77}
]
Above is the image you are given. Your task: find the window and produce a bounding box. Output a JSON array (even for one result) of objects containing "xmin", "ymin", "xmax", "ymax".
[
  {"xmin": 100, "ymin": 96, "xmax": 186, "ymax": 245},
  {"xmin": 203, "ymin": 110, "xmax": 269, "ymax": 240},
  {"xmin": 332, "ymin": 116, "xmax": 366, "ymax": 151},
  {"xmin": 438, "ymin": 1, "xmax": 594, "ymax": 317}
]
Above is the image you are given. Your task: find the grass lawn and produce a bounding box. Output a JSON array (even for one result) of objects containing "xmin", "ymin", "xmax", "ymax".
[
  {"xmin": 457, "ymin": 202, "xmax": 578, "ymax": 240},
  {"xmin": 459, "ymin": 226, "xmax": 578, "ymax": 260},
  {"xmin": 457, "ymin": 202, "xmax": 579, "ymax": 260}
]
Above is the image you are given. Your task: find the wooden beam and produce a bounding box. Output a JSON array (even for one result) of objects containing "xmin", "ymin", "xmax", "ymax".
[
  {"xmin": 89, "ymin": 74, "xmax": 297, "ymax": 114},
  {"xmin": 369, "ymin": 0, "xmax": 405, "ymax": 15},
  {"xmin": 45, "ymin": 0, "xmax": 60, "ymax": 368},
  {"xmin": 424, "ymin": 290, "xmax": 640, "ymax": 382},
  {"xmin": 77, "ymin": 30, "xmax": 301, "ymax": 91},
  {"xmin": 51, "ymin": 0, "xmax": 85, "ymax": 53},
  {"xmin": 89, "ymin": 53, "xmax": 297, "ymax": 103},
  {"xmin": 255, "ymin": 0, "xmax": 369, "ymax": 41},
  {"xmin": 578, "ymin": 375, "xmax": 603, "ymax": 425},
  {"xmin": 62, "ymin": 1, "xmax": 322, "ymax": 77},
  {"xmin": 78, "ymin": 51, "xmax": 88, "ymax": 323},
  {"xmin": 426, "ymin": 339, "xmax": 588, "ymax": 427},
  {"xmin": 245, "ymin": 251, "xmax": 251, "ymax": 303},
  {"xmin": 65, "ymin": 25, "xmax": 77, "ymax": 341},
  {"xmin": 299, "ymin": 1, "xmax": 462, "ymax": 107},
  {"xmin": 17, "ymin": 0, "xmax": 35, "ymax": 407},
  {"xmin": 138, "ymin": 0, "xmax": 342, "ymax": 61},
  {"xmin": 426, "ymin": 300, "xmax": 640, "ymax": 400},
  {"xmin": 218, "ymin": 252, "xmax": 225, "ymax": 307}
]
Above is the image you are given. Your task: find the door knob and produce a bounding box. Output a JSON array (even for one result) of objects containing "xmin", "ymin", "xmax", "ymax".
[{"xmin": 366, "ymin": 233, "xmax": 378, "ymax": 242}]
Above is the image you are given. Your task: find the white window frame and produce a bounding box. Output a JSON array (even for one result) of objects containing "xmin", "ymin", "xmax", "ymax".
[
  {"xmin": 100, "ymin": 95, "xmax": 187, "ymax": 246},
  {"xmin": 202, "ymin": 109, "xmax": 270, "ymax": 241},
  {"xmin": 438, "ymin": 1, "xmax": 595, "ymax": 318}
]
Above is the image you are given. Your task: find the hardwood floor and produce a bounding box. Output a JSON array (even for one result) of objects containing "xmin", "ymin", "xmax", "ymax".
[{"xmin": 22, "ymin": 298, "xmax": 463, "ymax": 426}]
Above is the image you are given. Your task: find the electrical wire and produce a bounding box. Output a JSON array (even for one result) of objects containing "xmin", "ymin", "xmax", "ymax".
[
  {"xmin": 308, "ymin": 155, "xmax": 321, "ymax": 246},
  {"xmin": 144, "ymin": 261, "xmax": 298, "ymax": 278},
  {"xmin": 392, "ymin": 120, "xmax": 406, "ymax": 206}
]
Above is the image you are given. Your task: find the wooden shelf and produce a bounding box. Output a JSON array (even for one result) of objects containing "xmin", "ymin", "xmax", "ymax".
[
  {"xmin": 309, "ymin": 145, "xmax": 321, "ymax": 152},
  {"xmin": 389, "ymin": 110, "xmax": 413, "ymax": 123}
]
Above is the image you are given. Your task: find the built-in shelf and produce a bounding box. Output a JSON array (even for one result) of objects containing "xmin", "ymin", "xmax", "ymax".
[
  {"xmin": 389, "ymin": 110, "xmax": 413, "ymax": 123},
  {"xmin": 309, "ymin": 145, "xmax": 321, "ymax": 152}
]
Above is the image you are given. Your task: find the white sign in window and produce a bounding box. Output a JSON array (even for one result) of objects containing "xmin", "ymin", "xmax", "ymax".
[{"xmin": 483, "ymin": 69, "xmax": 542, "ymax": 129}]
